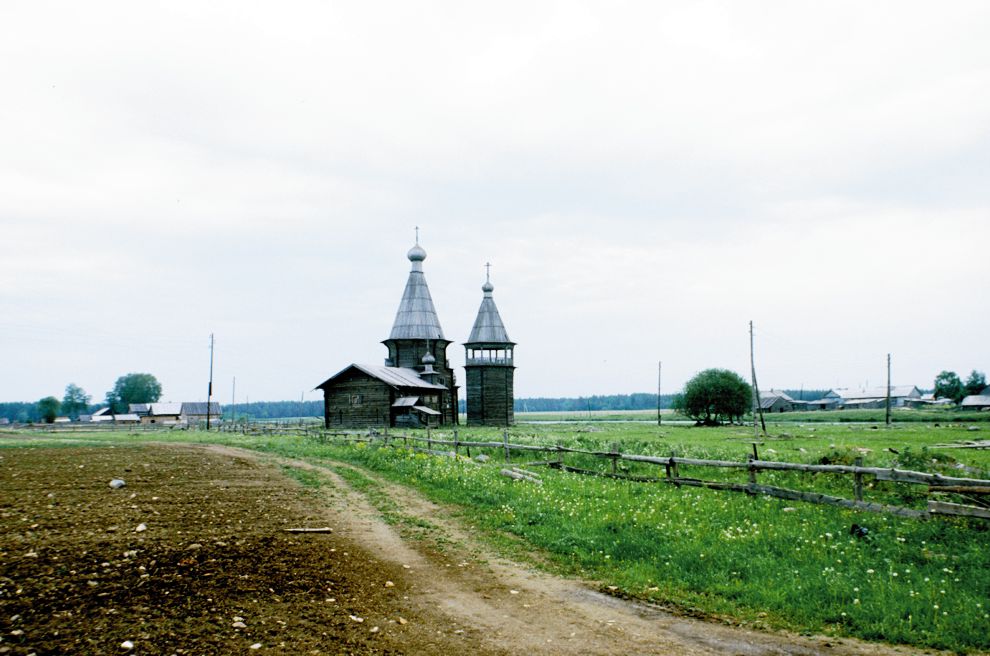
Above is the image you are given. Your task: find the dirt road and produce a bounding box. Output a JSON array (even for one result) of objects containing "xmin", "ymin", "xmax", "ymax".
[{"xmin": 0, "ymin": 443, "xmax": 929, "ymax": 655}]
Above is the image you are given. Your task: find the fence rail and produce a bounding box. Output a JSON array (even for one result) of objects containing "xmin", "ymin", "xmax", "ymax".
[
  {"xmin": 14, "ymin": 421, "xmax": 989, "ymax": 521},
  {"xmin": 289, "ymin": 427, "xmax": 990, "ymax": 522}
]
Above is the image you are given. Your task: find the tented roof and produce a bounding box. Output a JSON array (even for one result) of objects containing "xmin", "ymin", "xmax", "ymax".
[
  {"xmin": 387, "ymin": 244, "xmax": 446, "ymax": 341},
  {"xmin": 465, "ymin": 280, "xmax": 512, "ymax": 345}
]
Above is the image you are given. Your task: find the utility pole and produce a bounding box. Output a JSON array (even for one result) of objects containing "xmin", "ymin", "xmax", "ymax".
[
  {"xmin": 749, "ymin": 321, "xmax": 766, "ymax": 436},
  {"xmin": 885, "ymin": 353, "xmax": 892, "ymax": 427},
  {"xmin": 206, "ymin": 333, "xmax": 215, "ymax": 430},
  {"xmin": 231, "ymin": 376, "xmax": 236, "ymax": 423},
  {"xmin": 657, "ymin": 360, "xmax": 662, "ymax": 426}
]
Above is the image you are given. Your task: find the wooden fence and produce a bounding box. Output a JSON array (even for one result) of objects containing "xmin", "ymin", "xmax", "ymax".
[
  {"xmin": 295, "ymin": 427, "xmax": 990, "ymax": 522},
  {"xmin": 20, "ymin": 421, "xmax": 988, "ymax": 521}
]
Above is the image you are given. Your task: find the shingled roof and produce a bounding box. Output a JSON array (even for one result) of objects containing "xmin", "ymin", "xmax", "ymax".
[
  {"xmin": 465, "ymin": 274, "xmax": 512, "ymax": 345},
  {"xmin": 316, "ymin": 364, "xmax": 448, "ymax": 392},
  {"xmin": 387, "ymin": 241, "xmax": 446, "ymax": 341}
]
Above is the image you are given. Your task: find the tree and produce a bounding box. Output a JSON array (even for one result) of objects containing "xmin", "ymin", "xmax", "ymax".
[
  {"xmin": 105, "ymin": 373, "xmax": 162, "ymax": 413},
  {"xmin": 61, "ymin": 383, "xmax": 91, "ymax": 419},
  {"xmin": 38, "ymin": 396, "xmax": 61, "ymax": 423},
  {"xmin": 934, "ymin": 370, "xmax": 965, "ymax": 404},
  {"xmin": 672, "ymin": 368, "xmax": 752, "ymax": 426},
  {"xmin": 964, "ymin": 370, "xmax": 987, "ymax": 397}
]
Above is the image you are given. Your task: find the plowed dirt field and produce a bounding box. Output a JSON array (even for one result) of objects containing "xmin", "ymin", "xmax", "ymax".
[{"xmin": 0, "ymin": 442, "xmax": 930, "ymax": 655}]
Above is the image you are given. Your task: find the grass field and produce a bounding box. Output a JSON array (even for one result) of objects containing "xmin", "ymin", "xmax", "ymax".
[
  {"xmin": 3, "ymin": 421, "xmax": 989, "ymax": 652},
  {"xmin": 514, "ymin": 407, "xmax": 990, "ymax": 424}
]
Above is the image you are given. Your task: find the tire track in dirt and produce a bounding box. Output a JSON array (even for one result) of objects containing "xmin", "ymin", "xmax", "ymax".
[{"xmin": 195, "ymin": 443, "xmax": 935, "ymax": 656}]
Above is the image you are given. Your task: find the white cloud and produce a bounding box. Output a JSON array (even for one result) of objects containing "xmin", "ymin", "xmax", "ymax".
[{"xmin": 1, "ymin": 1, "xmax": 988, "ymax": 401}]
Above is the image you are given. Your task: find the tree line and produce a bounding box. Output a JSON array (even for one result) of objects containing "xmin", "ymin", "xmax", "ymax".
[
  {"xmin": 934, "ymin": 370, "xmax": 986, "ymax": 403},
  {"xmin": 2, "ymin": 373, "xmax": 164, "ymax": 423}
]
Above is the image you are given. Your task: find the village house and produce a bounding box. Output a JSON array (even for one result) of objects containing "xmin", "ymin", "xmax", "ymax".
[
  {"xmin": 180, "ymin": 402, "xmax": 223, "ymax": 426},
  {"xmin": 806, "ymin": 386, "xmax": 923, "ymax": 410},
  {"xmin": 759, "ymin": 390, "xmax": 803, "ymax": 413},
  {"xmin": 960, "ymin": 390, "xmax": 990, "ymax": 410}
]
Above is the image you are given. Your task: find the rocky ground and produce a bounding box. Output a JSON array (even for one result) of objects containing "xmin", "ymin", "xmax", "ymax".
[{"xmin": 0, "ymin": 444, "xmax": 504, "ymax": 655}]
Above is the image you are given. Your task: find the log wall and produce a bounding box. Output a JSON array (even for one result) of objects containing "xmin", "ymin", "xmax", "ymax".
[{"xmin": 465, "ymin": 365, "xmax": 514, "ymax": 426}]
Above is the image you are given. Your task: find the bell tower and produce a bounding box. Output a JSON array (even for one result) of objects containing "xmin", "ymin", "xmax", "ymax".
[{"xmin": 464, "ymin": 264, "xmax": 515, "ymax": 426}]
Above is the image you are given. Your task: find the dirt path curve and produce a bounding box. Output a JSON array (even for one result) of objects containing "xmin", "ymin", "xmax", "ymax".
[{"xmin": 196, "ymin": 444, "xmax": 929, "ymax": 656}]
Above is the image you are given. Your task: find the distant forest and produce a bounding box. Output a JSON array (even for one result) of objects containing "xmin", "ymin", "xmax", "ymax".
[{"xmin": 1, "ymin": 390, "xmax": 832, "ymax": 423}]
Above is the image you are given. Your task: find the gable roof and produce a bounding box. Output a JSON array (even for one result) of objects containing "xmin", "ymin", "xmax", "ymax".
[
  {"xmin": 834, "ymin": 386, "xmax": 921, "ymax": 401},
  {"xmin": 181, "ymin": 402, "xmax": 222, "ymax": 415},
  {"xmin": 148, "ymin": 402, "xmax": 183, "ymax": 416},
  {"xmin": 960, "ymin": 395, "xmax": 990, "ymax": 408},
  {"xmin": 316, "ymin": 363, "xmax": 448, "ymax": 392}
]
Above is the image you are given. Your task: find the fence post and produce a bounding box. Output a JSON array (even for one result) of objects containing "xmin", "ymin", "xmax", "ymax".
[
  {"xmin": 854, "ymin": 456, "xmax": 864, "ymax": 502},
  {"xmin": 503, "ymin": 429, "xmax": 510, "ymax": 463},
  {"xmin": 747, "ymin": 455, "xmax": 758, "ymax": 493},
  {"xmin": 670, "ymin": 450, "xmax": 679, "ymax": 484},
  {"xmin": 556, "ymin": 442, "xmax": 563, "ymax": 468},
  {"xmin": 453, "ymin": 429, "xmax": 459, "ymax": 456},
  {"xmin": 611, "ymin": 442, "xmax": 619, "ymax": 475},
  {"xmin": 427, "ymin": 428, "xmax": 432, "ymax": 451}
]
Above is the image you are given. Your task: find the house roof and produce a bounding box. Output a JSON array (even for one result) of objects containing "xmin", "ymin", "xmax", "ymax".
[
  {"xmin": 465, "ymin": 276, "xmax": 512, "ymax": 345},
  {"xmin": 129, "ymin": 403, "xmax": 150, "ymax": 414},
  {"xmin": 760, "ymin": 390, "xmax": 795, "ymax": 401},
  {"xmin": 392, "ymin": 396, "xmax": 420, "ymax": 407},
  {"xmin": 387, "ymin": 242, "xmax": 446, "ymax": 341},
  {"xmin": 181, "ymin": 402, "xmax": 222, "ymax": 415},
  {"xmin": 960, "ymin": 395, "xmax": 990, "ymax": 407},
  {"xmin": 149, "ymin": 402, "xmax": 183, "ymax": 416},
  {"xmin": 317, "ymin": 364, "xmax": 448, "ymax": 392},
  {"xmin": 834, "ymin": 386, "xmax": 920, "ymax": 401}
]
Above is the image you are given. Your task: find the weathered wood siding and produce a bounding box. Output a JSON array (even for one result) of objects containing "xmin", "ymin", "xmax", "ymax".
[
  {"xmin": 384, "ymin": 338, "xmax": 459, "ymax": 426},
  {"xmin": 465, "ymin": 365, "xmax": 514, "ymax": 426},
  {"xmin": 322, "ymin": 371, "xmax": 392, "ymax": 428}
]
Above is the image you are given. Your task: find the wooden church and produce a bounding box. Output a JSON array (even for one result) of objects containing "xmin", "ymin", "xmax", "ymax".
[{"xmin": 316, "ymin": 237, "xmax": 515, "ymax": 428}]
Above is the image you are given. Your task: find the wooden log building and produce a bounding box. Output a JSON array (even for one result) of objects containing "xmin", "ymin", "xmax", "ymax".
[
  {"xmin": 316, "ymin": 237, "xmax": 516, "ymax": 428},
  {"xmin": 316, "ymin": 238, "xmax": 512, "ymax": 428},
  {"xmin": 464, "ymin": 266, "xmax": 515, "ymax": 426}
]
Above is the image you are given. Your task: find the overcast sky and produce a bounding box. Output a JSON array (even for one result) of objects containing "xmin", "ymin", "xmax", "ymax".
[{"xmin": 2, "ymin": 1, "xmax": 988, "ymax": 405}]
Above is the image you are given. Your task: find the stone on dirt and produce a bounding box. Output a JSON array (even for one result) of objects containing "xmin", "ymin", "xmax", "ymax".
[{"xmin": 109, "ymin": 479, "xmax": 126, "ymax": 489}]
